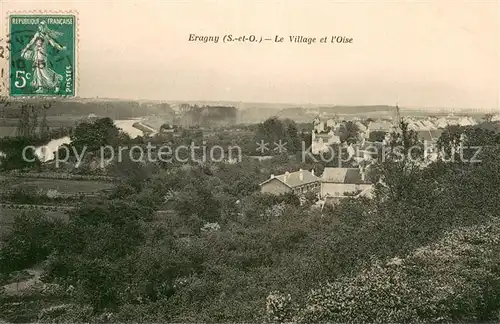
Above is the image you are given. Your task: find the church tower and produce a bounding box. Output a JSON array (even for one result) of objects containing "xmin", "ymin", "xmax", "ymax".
[
  {"xmin": 392, "ymin": 102, "xmax": 402, "ymax": 134},
  {"xmin": 394, "ymin": 102, "xmax": 401, "ymax": 126}
]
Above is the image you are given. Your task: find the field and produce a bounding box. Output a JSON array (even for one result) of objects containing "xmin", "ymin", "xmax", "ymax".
[
  {"xmin": 0, "ymin": 177, "xmax": 114, "ymax": 193},
  {"xmin": 0, "ymin": 116, "xmax": 85, "ymax": 127},
  {"xmin": 0, "ymin": 116, "xmax": 86, "ymax": 138},
  {"xmin": 0, "ymin": 126, "xmax": 17, "ymax": 137}
]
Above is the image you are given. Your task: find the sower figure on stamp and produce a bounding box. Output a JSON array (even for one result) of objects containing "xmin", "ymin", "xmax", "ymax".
[{"xmin": 21, "ymin": 21, "xmax": 66, "ymax": 94}]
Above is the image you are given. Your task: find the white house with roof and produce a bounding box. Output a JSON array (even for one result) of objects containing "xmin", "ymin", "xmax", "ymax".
[
  {"xmin": 435, "ymin": 117, "xmax": 449, "ymax": 129},
  {"xmin": 367, "ymin": 120, "xmax": 396, "ymax": 139},
  {"xmin": 355, "ymin": 121, "xmax": 368, "ymax": 139},
  {"xmin": 416, "ymin": 129, "xmax": 443, "ymax": 143},
  {"xmin": 421, "ymin": 119, "xmax": 437, "ymax": 130},
  {"xmin": 445, "ymin": 114, "xmax": 461, "ymax": 126},
  {"xmin": 259, "ymin": 169, "xmax": 321, "ymax": 196},
  {"xmin": 314, "ymin": 120, "xmax": 326, "ymax": 133},
  {"xmin": 311, "ymin": 129, "xmax": 341, "ymax": 154},
  {"xmin": 326, "ymin": 118, "xmax": 337, "ymax": 128},
  {"xmin": 345, "ymin": 140, "xmax": 383, "ymax": 165},
  {"xmin": 406, "ymin": 119, "xmax": 421, "ymax": 131},
  {"xmin": 458, "ymin": 117, "xmax": 473, "ymax": 127},
  {"xmin": 320, "ymin": 166, "xmax": 372, "ymax": 198}
]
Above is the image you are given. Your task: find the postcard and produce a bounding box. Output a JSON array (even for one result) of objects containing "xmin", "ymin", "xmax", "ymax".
[{"xmin": 0, "ymin": 1, "xmax": 499, "ymax": 323}]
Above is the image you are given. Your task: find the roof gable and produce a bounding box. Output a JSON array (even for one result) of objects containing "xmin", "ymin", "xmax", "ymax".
[
  {"xmin": 368, "ymin": 121, "xmax": 394, "ymax": 131},
  {"xmin": 276, "ymin": 169, "xmax": 320, "ymax": 187},
  {"xmin": 260, "ymin": 169, "xmax": 320, "ymax": 188},
  {"xmin": 321, "ymin": 167, "xmax": 369, "ymax": 184},
  {"xmin": 417, "ymin": 129, "xmax": 443, "ymax": 142},
  {"xmin": 260, "ymin": 177, "xmax": 291, "ymax": 189}
]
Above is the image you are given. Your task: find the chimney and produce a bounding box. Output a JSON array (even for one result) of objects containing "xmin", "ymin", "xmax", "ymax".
[
  {"xmin": 299, "ymin": 169, "xmax": 303, "ymax": 181},
  {"xmin": 359, "ymin": 165, "xmax": 366, "ymax": 181},
  {"xmin": 311, "ymin": 169, "xmax": 315, "ymax": 176},
  {"xmin": 270, "ymin": 174, "xmax": 274, "ymax": 179},
  {"xmin": 284, "ymin": 171, "xmax": 290, "ymax": 183}
]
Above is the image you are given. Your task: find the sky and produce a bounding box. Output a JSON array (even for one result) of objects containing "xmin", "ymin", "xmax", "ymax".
[{"xmin": 1, "ymin": 0, "xmax": 499, "ymax": 110}]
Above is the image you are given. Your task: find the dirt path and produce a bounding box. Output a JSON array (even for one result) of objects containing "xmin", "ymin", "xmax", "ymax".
[{"xmin": 2, "ymin": 268, "xmax": 43, "ymax": 296}]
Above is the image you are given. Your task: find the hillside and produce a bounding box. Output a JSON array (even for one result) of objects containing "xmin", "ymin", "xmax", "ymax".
[{"xmin": 0, "ymin": 98, "xmax": 491, "ymax": 127}]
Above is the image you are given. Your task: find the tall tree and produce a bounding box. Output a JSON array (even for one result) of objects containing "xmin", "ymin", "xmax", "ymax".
[
  {"xmin": 70, "ymin": 117, "xmax": 120, "ymax": 153},
  {"xmin": 339, "ymin": 121, "xmax": 360, "ymax": 144}
]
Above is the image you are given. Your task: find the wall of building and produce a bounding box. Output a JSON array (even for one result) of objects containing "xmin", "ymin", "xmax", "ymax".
[
  {"xmin": 292, "ymin": 182, "xmax": 321, "ymax": 195},
  {"xmin": 321, "ymin": 183, "xmax": 371, "ymax": 197},
  {"xmin": 260, "ymin": 178, "xmax": 292, "ymax": 195}
]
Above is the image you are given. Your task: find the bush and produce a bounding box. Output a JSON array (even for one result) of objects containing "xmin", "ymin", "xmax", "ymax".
[
  {"xmin": 288, "ymin": 218, "xmax": 500, "ymax": 323},
  {"xmin": 0, "ymin": 211, "xmax": 63, "ymax": 273}
]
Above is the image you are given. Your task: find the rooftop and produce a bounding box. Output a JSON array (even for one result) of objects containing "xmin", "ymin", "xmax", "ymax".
[
  {"xmin": 417, "ymin": 129, "xmax": 443, "ymax": 142},
  {"xmin": 260, "ymin": 169, "xmax": 320, "ymax": 188},
  {"xmin": 368, "ymin": 121, "xmax": 394, "ymax": 131},
  {"xmin": 321, "ymin": 167, "xmax": 370, "ymax": 184}
]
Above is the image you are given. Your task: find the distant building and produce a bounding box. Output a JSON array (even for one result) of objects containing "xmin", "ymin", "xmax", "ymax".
[
  {"xmin": 160, "ymin": 123, "xmax": 175, "ymax": 133},
  {"xmin": 326, "ymin": 118, "xmax": 337, "ymax": 128},
  {"xmin": 417, "ymin": 129, "xmax": 443, "ymax": 143},
  {"xmin": 311, "ymin": 117, "xmax": 342, "ymax": 154},
  {"xmin": 420, "ymin": 119, "xmax": 437, "ymax": 130},
  {"xmin": 435, "ymin": 117, "xmax": 449, "ymax": 129},
  {"xmin": 458, "ymin": 116, "xmax": 477, "ymax": 127},
  {"xmin": 132, "ymin": 122, "xmax": 157, "ymax": 137},
  {"xmin": 320, "ymin": 166, "xmax": 372, "ymax": 198},
  {"xmin": 87, "ymin": 113, "xmax": 98, "ymax": 120},
  {"xmin": 159, "ymin": 123, "xmax": 180, "ymax": 136},
  {"xmin": 355, "ymin": 121, "xmax": 368, "ymax": 139},
  {"xmin": 311, "ymin": 129, "xmax": 341, "ymax": 154},
  {"xmin": 345, "ymin": 140, "xmax": 383, "ymax": 165},
  {"xmin": 445, "ymin": 114, "xmax": 461, "ymax": 126},
  {"xmin": 406, "ymin": 119, "xmax": 421, "ymax": 131},
  {"xmin": 260, "ymin": 169, "xmax": 320, "ymax": 195},
  {"xmin": 367, "ymin": 120, "xmax": 395, "ymax": 138},
  {"xmin": 80, "ymin": 113, "xmax": 101, "ymax": 123},
  {"xmin": 314, "ymin": 120, "xmax": 326, "ymax": 133}
]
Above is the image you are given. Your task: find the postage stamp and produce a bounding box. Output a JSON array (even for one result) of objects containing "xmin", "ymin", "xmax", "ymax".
[{"xmin": 8, "ymin": 14, "xmax": 77, "ymax": 97}]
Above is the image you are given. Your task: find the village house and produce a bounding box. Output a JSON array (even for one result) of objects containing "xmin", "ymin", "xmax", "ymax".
[
  {"xmin": 132, "ymin": 121, "xmax": 157, "ymax": 137},
  {"xmin": 320, "ymin": 166, "xmax": 372, "ymax": 198},
  {"xmin": 259, "ymin": 169, "xmax": 320, "ymax": 195},
  {"xmin": 406, "ymin": 120, "xmax": 421, "ymax": 132},
  {"xmin": 313, "ymin": 119, "xmax": 326, "ymax": 133},
  {"xmin": 159, "ymin": 123, "xmax": 182, "ymax": 137},
  {"xmin": 326, "ymin": 118, "xmax": 337, "ymax": 128},
  {"xmin": 355, "ymin": 121, "xmax": 368, "ymax": 139},
  {"xmin": 366, "ymin": 119, "xmax": 396, "ymax": 139},
  {"xmin": 421, "ymin": 119, "xmax": 437, "ymax": 130},
  {"xmin": 417, "ymin": 129, "xmax": 443, "ymax": 143},
  {"xmin": 159, "ymin": 123, "xmax": 176, "ymax": 133},
  {"xmin": 444, "ymin": 114, "xmax": 461, "ymax": 126},
  {"xmin": 406, "ymin": 118, "xmax": 437, "ymax": 131},
  {"xmin": 429, "ymin": 115, "xmax": 477, "ymax": 130},
  {"xmin": 457, "ymin": 116, "xmax": 477, "ymax": 127},
  {"xmin": 311, "ymin": 117, "xmax": 343, "ymax": 154},
  {"xmin": 85, "ymin": 113, "xmax": 100, "ymax": 122},
  {"xmin": 311, "ymin": 129, "xmax": 341, "ymax": 154},
  {"xmin": 435, "ymin": 117, "xmax": 449, "ymax": 129},
  {"xmin": 345, "ymin": 139, "xmax": 383, "ymax": 165}
]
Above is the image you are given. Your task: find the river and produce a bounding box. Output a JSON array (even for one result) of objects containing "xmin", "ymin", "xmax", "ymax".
[{"xmin": 0, "ymin": 119, "xmax": 146, "ymax": 163}]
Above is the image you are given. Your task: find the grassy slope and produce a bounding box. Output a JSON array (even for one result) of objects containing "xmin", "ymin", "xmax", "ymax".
[{"xmin": 0, "ymin": 177, "xmax": 114, "ymax": 193}]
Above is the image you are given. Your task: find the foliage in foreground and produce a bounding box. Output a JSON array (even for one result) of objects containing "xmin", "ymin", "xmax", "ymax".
[
  {"xmin": 1, "ymin": 122, "xmax": 500, "ymax": 322},
  {"xmin": 268, "ymin": 218, "xmax": 500, "ymax": 323}
]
